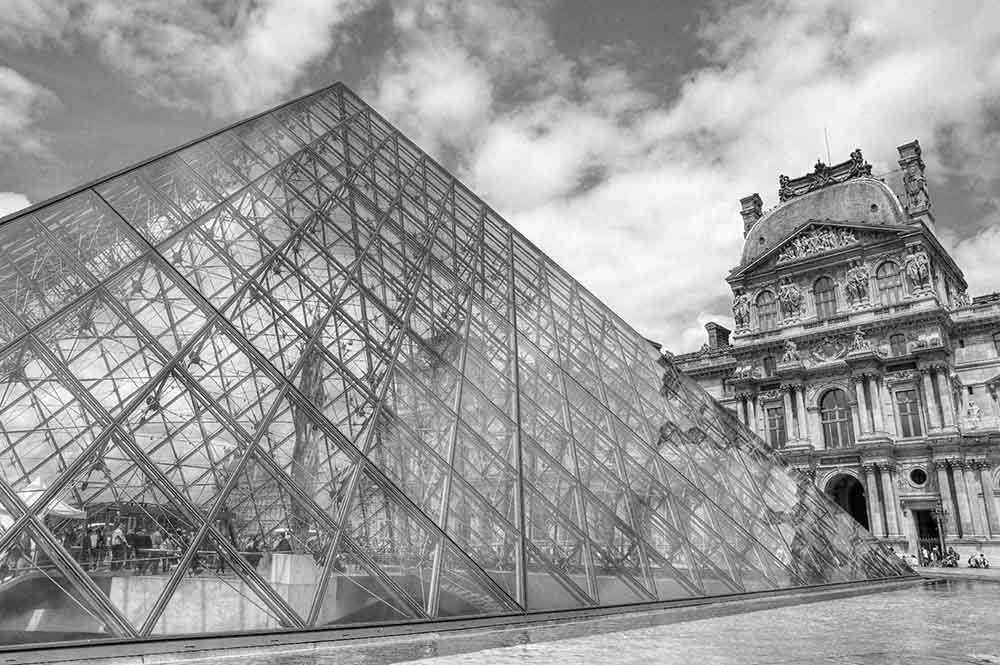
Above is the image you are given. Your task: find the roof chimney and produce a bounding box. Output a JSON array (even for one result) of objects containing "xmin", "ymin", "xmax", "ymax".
[
  {"xmin": 740, "ymin": 193, "xmax": 763, "ymax": 237},
  {"xmin": 705, "ymin": 322, "xmax": 731, "ymax": 350}
]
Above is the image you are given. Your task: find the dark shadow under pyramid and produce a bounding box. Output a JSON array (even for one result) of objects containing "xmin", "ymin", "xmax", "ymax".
[{"xmin": 0, "ymin": 82, "xmax": 912, "ymax": 647}]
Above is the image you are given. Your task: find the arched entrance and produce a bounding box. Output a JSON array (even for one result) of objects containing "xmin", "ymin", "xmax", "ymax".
[{"xmin": 825, "ymin": 474, "xmax": 869, "ymax": 530}]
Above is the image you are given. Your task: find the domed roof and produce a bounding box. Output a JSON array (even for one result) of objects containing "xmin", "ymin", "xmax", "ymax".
[{"xmin": 741, "ymin": 177, "xmax": 908, "ymax": 266}]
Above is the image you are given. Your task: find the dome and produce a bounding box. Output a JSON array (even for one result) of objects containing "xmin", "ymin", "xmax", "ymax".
[{"xmin": 741, "ymin": 178, "xmax": 908, "ymax": 266}]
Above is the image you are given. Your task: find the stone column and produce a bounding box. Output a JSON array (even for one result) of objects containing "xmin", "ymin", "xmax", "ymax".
[
  {"xmin": 877, "ymin": 377, "xmax": 898, "ymax": 437},
  {"xmin": 862, "ymin": 464, "xmax": 885, "ymax": 537},
  {"xmin": 921, "ymin": 370, "xmax": 941, "ymax": 430},
  {"xmin": 853, "ymin": 378, "xmax": 871, "ymax": 435},
  {"xmin": 798, "ymin": 388, "xmax": 811, "ymax": 441},
  {"xmin": 937, "ymin": 369, "xmax": 956, "ymax": 427},
  {"xmin": 751, "ymin": 394, "xmax": 761, "ymax": 437},
  {"xmin": 781, "ymin": 387, "xmax": 795, "ymax": 442},
  {"xmin": 879, "ymin": 463, "xmax": 901, "ymax": 537},
  {"xmin": 951, "ymin": 461, "xmax": 976, "ymax": 538},
  {"xmin": 934, "ymin": 461, "xmax": 958, "ymax": 538},
  {"xmin": 977, "ymin": 461, "xmax": 999, "ymax": 536},
  {"xmin": 962, "ymin": 461, "xmax": 989, "ymax": 537},
  {"xmin": 870, "ymin": 376, "xmax": 887, "ymax": 433},
  {"xmin": 808, "ymin": 407, "xmax": 823, "ymax": 448}
]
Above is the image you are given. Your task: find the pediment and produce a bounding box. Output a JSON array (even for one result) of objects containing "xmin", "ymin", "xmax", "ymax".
[{"xmin": 732, "ymin": 219, "xmax": 907, "ymax": 278}]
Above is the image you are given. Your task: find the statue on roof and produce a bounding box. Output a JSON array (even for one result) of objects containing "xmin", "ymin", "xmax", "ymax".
[
  {"xmin": 849, "ymin": 148, "xmax": 873, "ymax": 177},
  {"xmin": 778, "ymin": 174, "xmax": 793, "ymax": 202}
]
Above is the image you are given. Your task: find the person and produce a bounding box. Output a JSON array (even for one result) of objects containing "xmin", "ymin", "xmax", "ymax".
[
  {"xmin": 244, "ymin": 536, "xmax": 262, "ymax": 570},
  {"xmin": 920, "ymin": 546, "xmax": 929, "ymax": 566},
  {"xmin": 133, "ymin": 528, "xmax": 152, "ymax": 574},
  {"xmin": 110, "ymin": 523, "xmax": 126, "ymax": 571},
  {"xmin": 149, "ymin": 528, "xmax": 163, "ymax": 574},
  {"xmin": 81, "ymin": 528, "xmax": 93, "ymax": 570}
]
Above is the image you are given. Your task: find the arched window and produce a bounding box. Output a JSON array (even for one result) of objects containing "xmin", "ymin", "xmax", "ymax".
[
  {"xmin": 814, "ymin": 277, "xmax": 838, "ymax": 320},
  {"xmin": 820, "ymin": 388, "xmax": 855, "ymax": 449},
  {"xmin": 756, "ymin": 291, "xmax": 778, "ymax": 331},
  {"xmin": 889, "ymin": 333, "xmax": 907, "ymax": 356},
  {"xmin": 876, "ymin": 261, "xmax": 904, "ymax": 305}
]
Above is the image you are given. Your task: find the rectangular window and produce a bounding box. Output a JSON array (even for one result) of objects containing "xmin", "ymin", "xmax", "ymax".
[
  {"xmin": 766, "ymin": 405, "xmax": 787, "ymax": 448},
  {"xmin": 994, "ymin": 333, "xmax": 1000, "ymax": 356},
  {"xmin": 896, "ymin": 389, "xmax": 922, "ymax": 438}
]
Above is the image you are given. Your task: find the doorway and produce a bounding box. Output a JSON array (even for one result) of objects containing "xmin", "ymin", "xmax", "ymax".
[
  {"xmin": 825, "ymin": 474, "xmax": 870, "ymax": 530},
  {"xmin": 912, "ymin": 509, "xmax": 941, "ymax": 559}
]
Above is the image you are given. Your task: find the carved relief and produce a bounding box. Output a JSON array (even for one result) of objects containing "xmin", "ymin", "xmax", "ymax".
[
  {"xmin": 849, "ymin": 327, "xmax": 873, "ymax": 353},
  {"xmin": 903, "ymin": 159, "xmax": 930, "ymax": 211},
  {"xmin": 778, "ymin": 280, "xmax": 804, "ymax": 319},
  {"xmin": 777, "ymin": 148, "xmax": 873, "ymax": 203},
  {"xmin": 811, "ymin": 336, "xmax": 847, "ymax": 363},
  {"xmin": 885, "ymin": 369, "xmax": 917, "ymax": 385},
  {"xmin": 781, "ymin": 339, "xmax": 801, "ymax": 363},
  {"xmin": 732, "ymin": 290, "xmax": 751, "ymax": 331},
  {"xmin": 776, "ymin": 227, "xmax": 858, "ymax": 263},
  {"xmin": 844, "ymin": 261, "xmax": 870, "ymax": 305},
  {"xmin": 904, "ymin": 249, "xmax": 931, "ymax": 292}
]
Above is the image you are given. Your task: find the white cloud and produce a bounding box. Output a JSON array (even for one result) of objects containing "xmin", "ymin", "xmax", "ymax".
[
  {"xmin": 368, "ymin": 0, "xmax": 1000, "ymax": 353},
  {"xmin": 0, "ymin": 192, "xmax": 31, "ymax": 218},
  {"xmin": 6, "ymin": 0, "xmax": 1000, "ymax": 355},
  {"xmin": 0, "ymin": 67, "xmax": 58, "ymax": 155},
  {"xmin": 2, "ymin": 0, "xmax": 373, "ymax": 117}
]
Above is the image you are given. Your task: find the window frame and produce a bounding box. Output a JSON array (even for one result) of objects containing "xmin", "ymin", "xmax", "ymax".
[
  {"xmin": 756, "ymin": 291, "xmax": 778, "ymax": 331},
  {"xmin": 820, "ymin": 388, "xmax": 855, "ymax": 449},
  {"xmin": 889, "ymin": 333, "xmax": 907, "ymax": 357},
  {"xmin": 895, "ymin": 388, "xmax": 922, "ymax": 438},
  {"xmin": 813, "ymin": 277, "xmax": 838, "ymax": 320},
  {"xmin": 876, "ymin": 261, "xmax": 904, "ymax": 305},
  {"xmin": 765, "ymin": 403, "xmax": 787, "ymax": 448}
]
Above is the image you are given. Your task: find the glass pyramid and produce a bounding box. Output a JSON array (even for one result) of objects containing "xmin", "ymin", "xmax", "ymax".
[{"xmin": 0, "ymin": 82, "xmax": 910, "ymax": 647}]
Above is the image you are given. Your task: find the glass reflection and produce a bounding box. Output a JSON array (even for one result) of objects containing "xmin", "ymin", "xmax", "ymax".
[{"xmin": 0, "ymin": 84, "xmax": 910, "ymax": 648}]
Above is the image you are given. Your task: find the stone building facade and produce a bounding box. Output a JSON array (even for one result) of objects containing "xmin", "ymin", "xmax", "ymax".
[{"xmin": 674, "ymin": 141, "xmax": 1000, "ymax": 560}]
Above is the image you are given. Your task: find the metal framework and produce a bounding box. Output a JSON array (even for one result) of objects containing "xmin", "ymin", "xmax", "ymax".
[{"xmin": 0, "ymin": 82, "xmax": 910, "ymax": 647}]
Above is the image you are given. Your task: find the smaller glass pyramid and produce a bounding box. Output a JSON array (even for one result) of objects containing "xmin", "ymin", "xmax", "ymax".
[{"xmin": 0, "ymin": 82, "xmax": 911, "ymax": 648}]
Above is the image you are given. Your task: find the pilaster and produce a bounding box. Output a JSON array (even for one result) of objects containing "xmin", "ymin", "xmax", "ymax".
[
  {"xmin": 862, "ymin": 463, "xmax": 885, "ymax": 537},
  {"xmin": 951, "ymin": 460, "xmax": 976, "ymax": 538},
  {"xmin": 934, "ymin": 460, "xmax": 958, "ymax": 538},
  {"xmin": 977, "ymin": 460, "xmax": 999, "ymax": 536},
  {"xmin": 921, "ymin": 369, "xmax": 941, "ymax": 431},
  {"xmin": 963, "ymin": 460, "xmax": 989, "ymax": 537},
  {"xmin": 879, "ymin": 462, "xmax": 901, "ymax": 537},
  {"xmin": 936, "ymin": 368, "xmax": 956, "ymax": 427}
]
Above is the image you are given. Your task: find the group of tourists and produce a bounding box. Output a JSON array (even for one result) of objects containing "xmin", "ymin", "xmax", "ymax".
[{"xmin": 915, "ymin": 545, "xmax": 990, "ymax": 569}]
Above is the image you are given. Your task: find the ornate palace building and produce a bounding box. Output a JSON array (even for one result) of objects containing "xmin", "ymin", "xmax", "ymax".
[{"xmin": 674, "ymin": 140, "xmax": 1000, "ymax": 559}]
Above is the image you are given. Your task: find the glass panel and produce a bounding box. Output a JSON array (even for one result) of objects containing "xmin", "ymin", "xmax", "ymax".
[
  {"xmin": 0, "ymin": 80, "xmax": 919, "ymax": 647},
  {"xmin": 0, "ymin": 216, "xmax": 92, "ymax": 326}
]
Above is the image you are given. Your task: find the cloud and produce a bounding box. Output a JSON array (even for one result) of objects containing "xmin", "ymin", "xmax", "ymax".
[
  {"xmin": 5, "ymin": 0, "xmax": 1000, "ymax": 354},
  {"xmin": 0, "ymin": 67, "xmax": 58, "ymax": 155},
  {"xmin": 367, "ymin": 0, "xmax": 1000, "ymax": 353},
  {"xmin": 2, "ymin": 0, "xmax": 374, "ymax": 117},
  {"xmin": 0, "ymin": 192, "xmax": 31, "ymax": 219}
]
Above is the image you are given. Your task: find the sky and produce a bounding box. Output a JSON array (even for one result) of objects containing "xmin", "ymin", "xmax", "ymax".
[{"xmin": 1, "ymin": 0, "xmax": 1000, "ymax": 353}]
